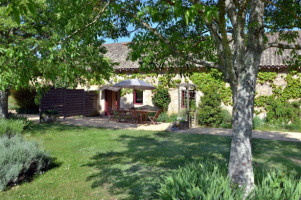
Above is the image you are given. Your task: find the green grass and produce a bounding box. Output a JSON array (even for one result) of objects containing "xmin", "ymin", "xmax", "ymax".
[{"xmin": 0, "ymin": 123, "xmax": 301, "ymax": 200}]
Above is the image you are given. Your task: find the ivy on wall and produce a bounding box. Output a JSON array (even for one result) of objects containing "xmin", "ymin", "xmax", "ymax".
[
  {"xmin": 254, "ymin": 71, "xmax": 301, "ymax": 114},
  {"xmin": 97, "ymin": 68, "xmax": 301, "ymax": 112},
  {"xmin": 190, "ymin": 69, "xmax": 232, "ymax": 106}
]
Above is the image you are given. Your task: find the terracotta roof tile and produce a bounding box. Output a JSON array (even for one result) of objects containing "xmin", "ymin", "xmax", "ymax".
[{"xmin": 104, "ymin": 31, "xmax": 301, "ymax": 70}]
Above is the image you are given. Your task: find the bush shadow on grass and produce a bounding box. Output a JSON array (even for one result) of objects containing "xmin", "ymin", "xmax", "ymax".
[
  {"xmin": 84, "ymin": 132, "xmax": 231, "ymax": 200},
  {"xmin": 4, "ymin": 156, "xmax": 62, "ymax": 192}
]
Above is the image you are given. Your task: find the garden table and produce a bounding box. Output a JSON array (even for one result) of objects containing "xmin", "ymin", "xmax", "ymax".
[{"xmin": 133, "ymin": 110, "xmax": 157, "ymax": 124}]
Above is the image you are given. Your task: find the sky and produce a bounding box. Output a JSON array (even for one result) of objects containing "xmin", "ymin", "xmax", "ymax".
[{"xmin": 104, "ymin": 36, "xmax": 133, "ymax": 44}]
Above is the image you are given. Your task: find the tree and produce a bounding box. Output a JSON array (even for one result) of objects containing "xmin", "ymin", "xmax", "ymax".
[
  {"xmin": 0, "ymin": 0, "xmax": 127, "ymax": 117},
  {"xmin": 108, "ymin": 0, "xmax": 301, "ymax": 195}
]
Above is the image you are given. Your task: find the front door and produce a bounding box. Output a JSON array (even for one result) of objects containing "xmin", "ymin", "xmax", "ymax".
[{"xmin": 105, "ymin": 90, "xmax": 119, "ymax": 115}]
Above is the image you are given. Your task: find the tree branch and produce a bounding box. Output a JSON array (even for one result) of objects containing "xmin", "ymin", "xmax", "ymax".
[
  {"xmin": 267, "ymin": 42, "xmax": 301, "ymax": 50},
  {"xmin": 58, "ymin": 0, "xmax": 111, "ymax": 45},
  {"xmin": 264, "ymin": 0, "xmax": 301, "ymax": 21},
  {"xmin": 122, "ymin": 7, "xmax": 219, "ymax": 69}
]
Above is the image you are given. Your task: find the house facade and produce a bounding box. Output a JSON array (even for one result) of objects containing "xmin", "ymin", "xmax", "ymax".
[{"xmin": 80, "ymin": 33, "xmax": 301, "ymax": 117}]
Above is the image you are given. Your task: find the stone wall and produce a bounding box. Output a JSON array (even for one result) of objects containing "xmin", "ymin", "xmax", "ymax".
[{"xmin": 78, "ymin": 72, "xmax": 293, "ymax": 117}]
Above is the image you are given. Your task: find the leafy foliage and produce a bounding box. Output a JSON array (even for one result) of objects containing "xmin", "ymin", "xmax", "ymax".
[
  {"xmin": 158, "ymin": 160, "xmax": 244, "ymax": 200},
  {"xmin": 0, "ymin": 114, "xmax": 32, "ymax": 137},
  {"xmin": 7, "ymin": 114, "xmax": 33, "ymax": 131},
  {"xmin": 190, "ymin": 69, "xmax": 232, "ymax": 106},
  {"xmin": 197, "ymin": 86, "xmax": 223, "ymax": 127},
  {"xmin": 152, "ymin": 88, "xmax": 171, "ymax": 112},
  {"xmin": 157, "ymin": 113, "xmax": 178, "ymax": 123},
  {"xmin": 253, "ymin": 116, "xmax": 265, "ymax": 130},
  {"xmin": 0, "ymin": 119, "xmax": 25, "ymax": 137},
  {"xmin": 266, "ymin": 99, "xmax": 300, "ymax": 125},
  {"xmin": 1, "ymin": 0, "xmax": 117, "ymax": 97},
  {"xmin": 0, "ymin": 135, "xmax": 51, "ymax": 191},
  {"xmin": 220, "ymin": 109, "xmax": 232, "ymax": 129},
  {"xmin": 251, "ymin": 167, "xmax": 301, "ymax": 200},
  {"xmin": 158, "ymin": 161, "xmax": 301, "ymax": 200}
]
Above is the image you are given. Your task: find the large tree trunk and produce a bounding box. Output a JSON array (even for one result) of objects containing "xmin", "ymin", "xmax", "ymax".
[
  {"xmin": 228, "ymin": 52, "xmax": 261, "ymax": 196},
  {"xmin": 0, "ymin": 89, "xmax": 9, "ymax": 118}
]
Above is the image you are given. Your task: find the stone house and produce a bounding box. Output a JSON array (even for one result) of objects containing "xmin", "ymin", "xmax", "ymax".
[{"xmin": 82, "ymin": 33, "xmax": 301, "ymax": 117}]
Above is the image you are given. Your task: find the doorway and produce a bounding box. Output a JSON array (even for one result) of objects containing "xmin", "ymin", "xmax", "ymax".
[{"xmin": 105, "ymin": 90, "xmax": 120, "ymax": 115}]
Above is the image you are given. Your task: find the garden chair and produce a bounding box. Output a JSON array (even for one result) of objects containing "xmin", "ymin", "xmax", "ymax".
[
  {"xmin": 108, "ymin": 109, "xmax": 117, "ymax": 121},
  {"xmin": 129, "ymin": 110, "xmax": 139, "ymax": 124},
  {"xmin": 148, "ymin": 110, "xmax": 161, "ymax": 125}
]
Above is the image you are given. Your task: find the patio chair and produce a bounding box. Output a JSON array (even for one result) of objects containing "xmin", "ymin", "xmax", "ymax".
[
  {"xmin": 148, "ymin": 110, "xmax": 161, "ymax": 125},
  {"xmin": 129, "ymin": 110, "xmax": 139, "ymax": 124},
  {"xmin": 108, "ymin": 109, "xmax": 117, "ymax": 121}
]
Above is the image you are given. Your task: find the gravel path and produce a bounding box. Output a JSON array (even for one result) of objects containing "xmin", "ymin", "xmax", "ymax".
[{"xmin": 25, "ymin": 115, "xmax": 301, "ymax": 142}]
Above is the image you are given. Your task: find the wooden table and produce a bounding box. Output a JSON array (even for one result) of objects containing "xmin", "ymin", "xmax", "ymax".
[
  {"xmin": 132, "ymin": 110, "xmax": 157, "ymax": 124},
  {"xmin": 116, "ymin": 109, "xmax": 129, "ymax": 122},
  {"xmin": 114, "ymin": 109, "xmax": 157, "ymax": 124}
]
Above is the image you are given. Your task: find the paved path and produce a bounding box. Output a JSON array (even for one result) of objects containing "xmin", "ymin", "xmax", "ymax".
[
  {"xmin": 176, "ymin": 127, "xmax": 301, "ymax": 142},
  {"xmin": 24, "ymin": 115, "xmax": 301, "ymax": 142}
]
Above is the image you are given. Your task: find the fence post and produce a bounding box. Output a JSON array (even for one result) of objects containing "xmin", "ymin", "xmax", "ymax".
[
  {"xmin": 83, "ymin": 90, "xmax": 86, "ymax": 118},
  {"xmin": 63, "ymin": 88, "xmax": 66, "ymax": 120}
]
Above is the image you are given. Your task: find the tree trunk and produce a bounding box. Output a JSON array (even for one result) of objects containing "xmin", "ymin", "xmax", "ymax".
[
  {"xmin": 229, "ymin": 68, "xmax": 257, "ymax": 196},
  {"xmin": 0, "ymin": 89, "xmax": 9, "ymax": 118}
]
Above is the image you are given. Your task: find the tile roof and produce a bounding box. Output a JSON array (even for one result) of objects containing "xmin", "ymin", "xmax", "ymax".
[
  {"xmin": 260, "ymin": 31, "xmax": 301, "ymax": 69},
  {"xmin": 104, "ymin": 31, "xmax": 301, "ymax": 71},
  {"xmin": 103, "ymin": 43, "xmax": 140, "ymax": 71}
]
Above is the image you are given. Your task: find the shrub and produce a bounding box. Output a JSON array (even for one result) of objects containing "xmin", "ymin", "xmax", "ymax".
[
  {"xmin": 0, "ymin": 119, "xmax": 26, "ymax": 137},
  {"xmin": 152, "ymin": 88, "xmax": 171, "ymax": 112},
  {"xmin": 7, "ymin": 113, "xmax": 33, "ymax": 131},
  {"xmin": 220, "ymin": 109, "xmax": 232, "ymax": 128},
  {"xmin": 0, "ymin": 135, "xmax": 51, "ymax": 191},
  {"xmin": 168, "ymin": 113, "xmax": 178, "ymax": 122},
  {"xmin": 157, "ymin": 113, "xmax": 182, "ymax": 123},
  {"xmin": 157, "ymin": 112, "xmax": 169, "ymax": 122},
  {"xmin": 158, "ymin": 160, "xmax": 244, "ymax": 200},
  {"xmin": 266, "ymin": 99, "xmax": 299, "ymax": 125},
  {"xmin": 285, "ymin": 120, "xmax": 301, "ymax": 132},
  {"xmin": 158, "ymin": 161, "xmax": 301, "ymax": 200},
  {"xmin": 197, "ymin": 86, "xmax": 223, "ymax": 127},
  {"xmin": 253, "ymin": 116, "xmax": 265, "ymax": 129},
  {"xmin": 10, "ymin": 88, "xmax": 39, "ymax": 114}
]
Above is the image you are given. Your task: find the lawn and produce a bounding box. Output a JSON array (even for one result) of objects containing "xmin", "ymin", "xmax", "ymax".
[{"xmin": 1, "ymin": 123, "xmax": 301, "ymax": 200}]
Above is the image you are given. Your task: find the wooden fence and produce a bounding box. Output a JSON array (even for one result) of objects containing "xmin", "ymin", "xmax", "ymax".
[{"xmin": 39, "ymin": 88, "xmax": 99, "ymax": 121}]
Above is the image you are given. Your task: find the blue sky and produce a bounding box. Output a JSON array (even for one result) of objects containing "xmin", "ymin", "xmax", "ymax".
[{"xmin": 104, "ymin": 36, "xmax": 133, "ymax": 43}]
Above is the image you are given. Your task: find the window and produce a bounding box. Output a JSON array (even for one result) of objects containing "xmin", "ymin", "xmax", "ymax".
[
  {"xmin": 181, "ymin": 90, "xmax": 195, "ymax": 108},
  {"xmin": 134, "ymin": 90, "xmax": 143, "ymax": 104}
]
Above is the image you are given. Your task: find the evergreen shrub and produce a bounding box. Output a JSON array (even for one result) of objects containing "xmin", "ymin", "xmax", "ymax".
[
  {"xmin": 0, "ymin": 135, "xmax": 51, "ymax": 191},
  {"xmin": 197, "ymin": 86, "xmax": 223, "ymax": 127}
]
